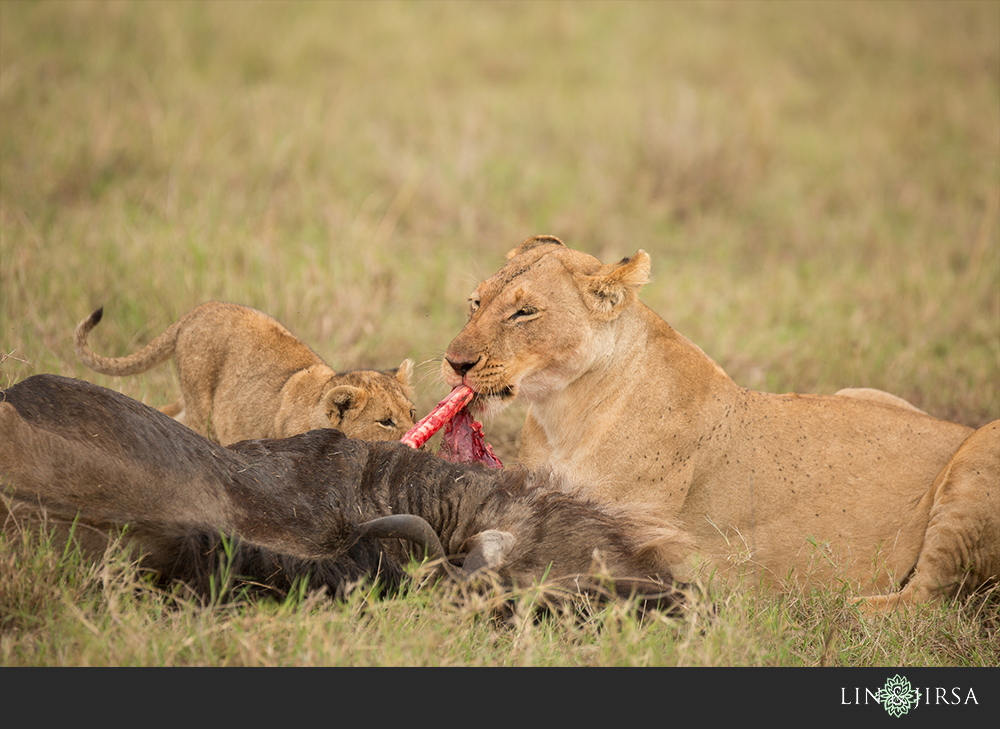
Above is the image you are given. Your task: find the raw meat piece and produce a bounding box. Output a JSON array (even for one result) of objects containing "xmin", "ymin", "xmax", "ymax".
[{"xmin": 401, "ymin": 385, "xmax": 502, "ymax": 468}]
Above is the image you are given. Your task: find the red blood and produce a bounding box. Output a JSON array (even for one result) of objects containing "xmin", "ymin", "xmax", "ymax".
[
  {"xmin": 400, "ymin": 385, "xmax": 502, "ymax": 468},
  {"xmin": 439, "ymin": 407, "xmax": 503, "ymax": 468},
  {"xmin": 400, "ymin": 385, "xmax": 474, "ymax": 448}
]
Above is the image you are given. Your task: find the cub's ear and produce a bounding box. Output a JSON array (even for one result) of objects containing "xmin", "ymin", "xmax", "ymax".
[
  {"xmin": 506, "ymin": 234, "xmax": 565, "ymax": 260},
  {"xmin": 324, "ymin": 385, "xmax": 369, "ymax": 421},
  {"xmin": 393, "ymin": 358, "xmax": 414, "ymax": 389},
  {"xmin": 577, "ymin": 249, "xmax": 651, "ymax": 321}
]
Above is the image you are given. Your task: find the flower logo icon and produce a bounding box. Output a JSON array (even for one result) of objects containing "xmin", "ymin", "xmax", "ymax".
[{"xmin": 879, "ymin": 674, "xmax": 920, "ymax": 717}]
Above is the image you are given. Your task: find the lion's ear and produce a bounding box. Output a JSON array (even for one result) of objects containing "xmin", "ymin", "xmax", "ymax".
[
  {"xmin": 578, "ymin": 249, "xmax": 651, "ymax": 321},
  {"xmin": 324, "ymin": 385, "xmax": 369, "ymax": 421},
  {"xmin": 506, "ymin": 234, "xmax": 565, "ymax": 260},
  {"xmin": 393, "ymin": 358, "xmax": 414, "ymax": 388},
  {"xmin": 391, "ymin": 358, "xmax": 415, "ymax": 399}
]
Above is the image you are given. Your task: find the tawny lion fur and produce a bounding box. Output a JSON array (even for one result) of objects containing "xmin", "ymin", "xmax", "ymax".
[
  {"xmin": 443, "ymin": 235, "xmax": 999, "ymax": 611},
  {"xmin": 74, "ymin": 302, "xmax": 416, "ymax": 445}
]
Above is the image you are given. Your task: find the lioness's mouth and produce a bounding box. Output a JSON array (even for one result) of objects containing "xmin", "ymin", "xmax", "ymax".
[
  {"xmin": 472, "ymin": 385, "xmax": 514, "ymax": 402},
  {"xmin": 466, "ymin": 385, "xmax": 516, "ymax": 415}
]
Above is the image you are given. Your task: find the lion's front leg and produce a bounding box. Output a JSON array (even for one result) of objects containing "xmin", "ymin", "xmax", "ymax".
[{"xmin": 862, "ymin": 420, "xmax": 999, "ymax": 612}]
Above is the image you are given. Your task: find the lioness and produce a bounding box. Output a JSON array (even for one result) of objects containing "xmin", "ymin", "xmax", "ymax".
[
  {"xmin": 443, "ymin": 235, "xmax": 999, "ymax": 610},
  {"xmin": 75, "ymin": 302, "xmax": 416, "ymax": 445}
]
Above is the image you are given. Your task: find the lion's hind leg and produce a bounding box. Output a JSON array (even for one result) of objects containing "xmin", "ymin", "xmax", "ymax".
[{"xmin": 863, "ymin": 420, "xmax": 1000, "ymax": 612}]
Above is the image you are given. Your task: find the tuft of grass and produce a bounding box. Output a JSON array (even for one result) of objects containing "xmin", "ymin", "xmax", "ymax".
[
  {"xmin": 1, "ymin": 0, "xmax": 997, "ymax": 664},
  {"xmin": 2, "ymin": 520, "xmax": 996, "ymax": 667}
]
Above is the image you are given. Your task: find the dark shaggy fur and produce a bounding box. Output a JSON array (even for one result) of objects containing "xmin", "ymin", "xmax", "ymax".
[{"xmin": 1, "ymin": 375, "xmax": 690, "ymax": 608}]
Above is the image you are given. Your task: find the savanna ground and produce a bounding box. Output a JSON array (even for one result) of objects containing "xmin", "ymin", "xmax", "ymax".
[{"xmin": 0, "ymin": 0, "xmax": 998, "ymax": 667}]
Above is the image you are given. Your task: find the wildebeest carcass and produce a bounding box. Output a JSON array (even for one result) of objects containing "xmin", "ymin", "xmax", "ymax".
[{"xmin": 1, "ymin": 374, "xmax": 691, "ymax": 611}]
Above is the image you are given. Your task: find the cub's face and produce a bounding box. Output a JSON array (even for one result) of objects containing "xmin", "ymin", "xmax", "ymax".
[
  {"xmin": 442, "ymin": 237, "xmax": 645, "ymax": 415},
  {"xmin": 322, "ymin": 360, "xmax": 417, "ymax": 441}
]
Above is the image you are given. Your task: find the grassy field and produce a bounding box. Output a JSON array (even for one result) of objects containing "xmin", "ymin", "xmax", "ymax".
[{"xmin": 1, "ymin": 0, "xmax": 998, "ymax": 667}]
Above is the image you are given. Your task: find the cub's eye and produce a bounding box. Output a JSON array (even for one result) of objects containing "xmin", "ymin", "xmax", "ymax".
[
  {"xmin": 508, "ymin": 306, "xmax": 538, "ymax": 323},
  {"xmin": 378, "ymin": 417, "xmax": 396, "ymax": 428},
  {"xmin": 409, "ymin": 409, "xmax": 417, "ymax": 421}
]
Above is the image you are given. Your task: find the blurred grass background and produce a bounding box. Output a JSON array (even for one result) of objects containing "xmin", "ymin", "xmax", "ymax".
[
  {"xmin": 2, "ymin": 1, "xmax": 997, "ymax": 456},
  {"xmin": 1, "ymin": 0, "xmax": 998, "ymax": 666}
]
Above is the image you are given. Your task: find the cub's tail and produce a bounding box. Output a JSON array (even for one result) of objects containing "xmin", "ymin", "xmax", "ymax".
[{"xmin": 74, "ymin": 306, "xmax": 179, "ymax": 377}]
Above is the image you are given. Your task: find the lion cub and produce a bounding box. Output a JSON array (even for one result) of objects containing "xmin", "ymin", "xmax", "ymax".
[{"xmin": 74, "ymin": 302, "xmax": 417, "ymax": 446}]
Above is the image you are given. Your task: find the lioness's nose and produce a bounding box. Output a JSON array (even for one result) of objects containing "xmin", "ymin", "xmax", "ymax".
[{"xmin": 446, "ymin": 355, "xmax": 477, "ymax": 377}]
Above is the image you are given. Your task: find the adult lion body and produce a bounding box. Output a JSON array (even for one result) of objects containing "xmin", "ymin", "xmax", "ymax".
[
  {"xmin": 443, "ymin": 236, "xmax": 999, "ymax": 610},
  {"xmin": 75, "ymin": 302, "xmax": 416, "ymax": 446}
]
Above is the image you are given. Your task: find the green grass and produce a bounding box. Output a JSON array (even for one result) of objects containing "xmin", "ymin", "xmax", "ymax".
[
  {"xmin": 2, "ymin": 523, "xmax": 996, "ymax": 667},
  {"xmin": 1, "ymin": 0, "xmax": 998, "ymax": 666}
]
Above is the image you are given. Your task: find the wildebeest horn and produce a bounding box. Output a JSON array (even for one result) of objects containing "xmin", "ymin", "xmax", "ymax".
[{"xmin": 353, "ymin": 514, "xmax": 465, "ymax": 581}]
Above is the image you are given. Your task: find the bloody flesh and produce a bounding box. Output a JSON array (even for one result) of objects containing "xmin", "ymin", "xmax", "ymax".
[
  {"xmin": 400, "ymin": 385, "xmax": 503, "ymax": 468},
  {"xmin": 438, "ymin": 408, "xmax": 503, "ymax": 468}
]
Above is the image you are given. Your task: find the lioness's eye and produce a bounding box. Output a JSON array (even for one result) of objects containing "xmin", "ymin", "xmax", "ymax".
[
  {"xmin": 468, "ymin": 297, "xmax": 480, "ymax": 316},
  {"xmin": 509, "ymin": 306, "xmax": 537, "ymax": 322}
]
